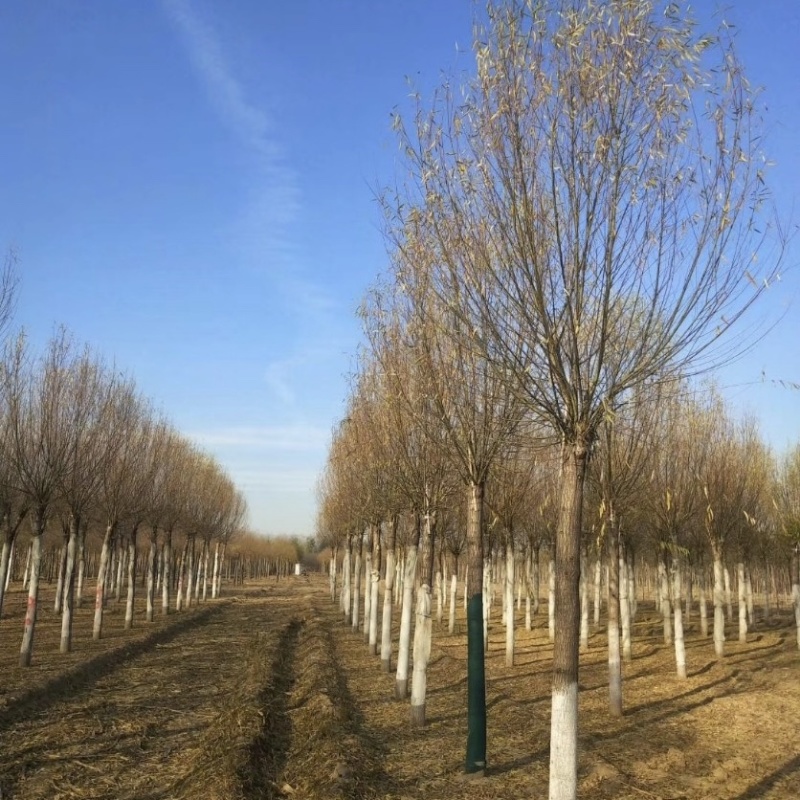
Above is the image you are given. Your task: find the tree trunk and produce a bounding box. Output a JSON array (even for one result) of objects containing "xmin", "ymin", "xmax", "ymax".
[
  {"xmin": 593, "ymin": 557, "xmax": 602, "ymax": 629},
  {"xmin": 620, "ymin": 541, "xmax": 632, "ymax": 662},
  {"xmin": 211, "ymin": 541, "xmax": 221, "ymax": 599},
  {"xmin": 672, "ymin": 553, "xmax": 687, "ymax": 679},
  {"xmin": 369, "ymin": 522, "xmax": 381, "ymax": 655},
  {"xmin": 699, "ymin": 567, "xmax": 708, "ymax": 638},
  {"xmin": 162, "ymin": 529, "xmax": 173, "ymax": 614},
  {"xmin": 607, "ymin": 512, "xmax": 622, "ymax": 717},
  {"xmin": 724, "ymin": 565, "xmax": 733, "ymax": 621},
  {"xmin": 737, "ymin": 561, "xmax": 748, "ymax": 642},
  {"xmin": 115, "ymin": 542, "xmax": 125, "ymax": 603},
  {"xmin": 411, "ymin": 510, "xmax": 435, "ymax": 727},
  {"xmin": 627, "ymin": 545, "xmax": 637, "ymax": 619},
  {"xmin": 465, "ymin": 481, "xmax": 487, "ymax": 776},
  {"xmin": 579, "ymin": 546, "xmax": 589, "ymax": 653},
  {"xmin": 363, "ymin": 541, "xmax": 372, "ymax": 640},
  {"xmin": 745, "ymin": 567, "xmax": 754, "ymax": 628},
  {"xmin": 184, "ymin": 535, "xmax": 196, "ymax": 609},
  {"xmin": 329, "ymin": 544, "xmax": 337, "ymax": 603},
  {"xmin": 381, "ymin": 519, "xmax": 397, "ymax": 672},
  {"xmin": 342, "ymin": 536, "xmax": 352, "ymax": 623},
  {"xmin": 76, "ymin": 522, "xmax": 86, "ymax": 608},
  {"xmin": 791, "ymin": 547, "xmax": 800, "ymax": 650},
  {"xmin": 93, "ymin": 523, "xmax": 115, "ymax": 639},
  {"xmin": 146, "ymin": 527, "xmax": 158, "ymax": 622},
  {"xmin": 712, "ymin": 544, "xmax": 726, "ymax": 657},
  {"xmin": 396, "ymin": 518, "xmax": 419, "ymax": 699},
  {"xmin": 505, "ymin": 538, "xmax": 515, "ymax": 666},
  {"xmin": 449, "ymin": 560, "xmax": 458, "ymax": 634},
  {"xmin": 659, "ymin": 554, "xmax": 671, "ymax": 644},
  {"xmin": 59, "ymin": 514, "xmax": 80, "ymax": 653},
  {"xmin": 20, "ymin": 510, "xmax": 46, "ymax": 667},
  {"xmin": 351, "ymin": 535, "xmax": 362, "ymax": 632},
  {"xmin": 548, "ymin": 442, "xmax": 588, "ymax": 800},
  {"xmin": 548, "ymin": 554, "xmax": 555, "ymax": 642},
  {"xmin": 0, "ymin": 529, "xmax": 17, "ymax": 619},
  {"xmin": 54, "ymin": 535, "xmax": 68, "ymax": 613},
  {"xmin": 125, "ymin": 525, "xmax": 138, "ymax": 629}
]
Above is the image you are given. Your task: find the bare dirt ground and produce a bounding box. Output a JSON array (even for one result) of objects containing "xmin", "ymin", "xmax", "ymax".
[{"xmin": 0, "ymin": 577, "xmax": 797, "ymax": 799}]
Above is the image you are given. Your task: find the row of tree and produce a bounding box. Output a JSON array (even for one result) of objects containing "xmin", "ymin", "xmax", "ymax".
[
  {"xmin": 317, "ymin": 1, "xmax": 788, "ymax": 797},
  {"xmin": 0, "ymin": 290, "xmax": 248, "ymax": 666}
]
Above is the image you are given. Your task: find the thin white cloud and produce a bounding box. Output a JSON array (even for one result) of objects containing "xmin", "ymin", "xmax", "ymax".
[
  {"xmin": 162, "ymin": 0, "xmax": 301, "ymax": 271},
  {"xmin": 162, "ymin": 0, "xmax": 346, "ymax": 414},
  {"xmin": 188, "ymin": 424, "xmax": 329, "ymax": 451}
]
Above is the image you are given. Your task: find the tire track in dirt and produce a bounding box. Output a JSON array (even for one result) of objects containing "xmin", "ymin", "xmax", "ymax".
[
  {"xmin": 268, "ymin": 594, "xmax": 395, "ymax": 799},
  {"xmin": 240, "ymin": 616, "xmax": 303, "ymax": 799}
]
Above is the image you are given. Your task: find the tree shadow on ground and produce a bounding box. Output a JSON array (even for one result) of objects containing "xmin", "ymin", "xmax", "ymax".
[{"xmin": 0, "ymin": 603, "xmax": 225, "ymax": 734}]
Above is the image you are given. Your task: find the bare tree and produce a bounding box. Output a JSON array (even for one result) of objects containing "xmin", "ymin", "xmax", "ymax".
[
  {"xmin": 92, "ymin": 379, "xmax": 148, "ymax": 639},
  {"xmin": 774, "ymin": 443, "xmax": 800, "ymax": 649},
  {"xmin": 385, "ymin": 2, "xmax": 782, "ymax": 793},
  {"xmin": 6, "ymin": 331, "xmax": 75, "ymax": 666},
  {"xmin": 57, "ymin": 350, "xmax": 117, "ymax": 652}
]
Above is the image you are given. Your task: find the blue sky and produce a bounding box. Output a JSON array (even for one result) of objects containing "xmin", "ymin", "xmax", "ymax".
[{"xmin": 0, "ymin": 1, "xmax": 797, "ymax": 537}]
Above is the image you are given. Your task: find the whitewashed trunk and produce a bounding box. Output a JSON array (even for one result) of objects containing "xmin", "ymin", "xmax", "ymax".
[
  {"xmin": 620, "ymin": 551, "xmax": 631, "ymax": 661},
  {"xmin": 22, "ymin": 541, "xmax": 31, "ymax": 590},
  {"xmin": 329, "ymin": 548, "xmax": 337, "ymax": 603},
  {"xmin": 0, "ymin": 536, "xmax": 14, "ymax": 617},
  {"xmin": 745, "ymin": 568, "xmax": 754, "ymax": 627},
  {"xmin": 737, "ymin": 562, "xmax": 748, "ymax": 642},
  {"xmin": 59, "ymin": 517, "xmax": 79, "ymax": 653},
  {"xmin": 146, "ymin": 533, "xmax": 158, "ymax": 622},
  {"xmin": 673, "ymin": 559, "xmax": 687, "ymax": 679},
  {"xmin": 713, "ymin": 553, "xmax": 726, "ymax": 657},
  {"xmin": 211, "ymin": 541, "xmax": 221, "ymax": 599},
  {"xmin": 20, "ymin": 532, "xmax": 43, "ymax": 666},
  {"xmin": 505, "ymin": 543, "xmax": 515, "ymax": 666},
  {"xmin": 395, "ymin": 553, "xmax": 403, "ymax": 605},
  {"xmin": 363, "ymin": 550, "xmax": 372, "ymax": 640},
  {"xmin": 410, "ymin": 582, "xmax": 432, "ymax": 726},
  {"xmin": 341, "ymin": 541, "xmax": 351, "ymax": 622},
  {"xmin": 659, "ymin": 558, "xmax": 672, "ymax": 644},
  {"xmin": 548, "ymin": 557, "xmax": 555, "ymax": 642},
  {"xmin": 579, "ymin": 549, "xmax": 588, "ymax": 652},
  {"xmin": 593, "ymin": 558, "xmax": 602, "ymax": 628},
  {"xmin": 699, "ymin": 569, "xmax": 708, "ymax": 637},
  {"xmin": 161, "ymin": 531, "xmax": 172, "ymax": 614},
  {"xmin": 115, "ymin": 544, "xmax": 125, "ymax": 603},
  {"xmin": 54, "ymin": 541, "xmax": 67, "ymax": 613},
  {"xmin": 548, "ymin": 682, "xmax": 578, "ymax": 800},
  {"xmin": 627, "ymin": 547, "xmax": 637, "ymax": 618},
  {"xmin": 436, "ymin": 566, "xmax": 444, "ymax": 624},
  {"xmin": 124, "ymin": 531, "xmax": 137, "ymax": 629},
  {"xmin": 448, "ymin": 570, "xmax": 457, "ymax": 634},
  {"xmin": 395, "ymin": 543, "xmax": 417, "ymax": 699},
  {"xmin": 368, "ymin": 561, "xmax": 380, "ymax": 655},
  {"xmin": 351, "ymin": 546, "xmax": 361, "ymax": 632},
  {"xmin": 75, "ymin": 528, "xmax": 86, "ymax": 608},
  {"xmin": 724, "ymin": 565, "xmax": 733, "ymax": 621},
  {"xmin": 483, "ymin": 561, "xmax": 491, "ymax": 646},
  {"xmin": 201, "ymin": 541, "xmax": 210, "ymax": 601},
  {"xmin": 793, "ymin": 579, "xmax": 800, "ymax": 650},
  {"xmin": 380, "ymin": 548, "xmax": 395, "ymax": 671}
]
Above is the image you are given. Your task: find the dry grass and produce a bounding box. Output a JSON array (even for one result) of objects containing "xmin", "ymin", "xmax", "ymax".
[{"xmin": 0, "ymin": 576, "xmax": 798, "ymax": 799}]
